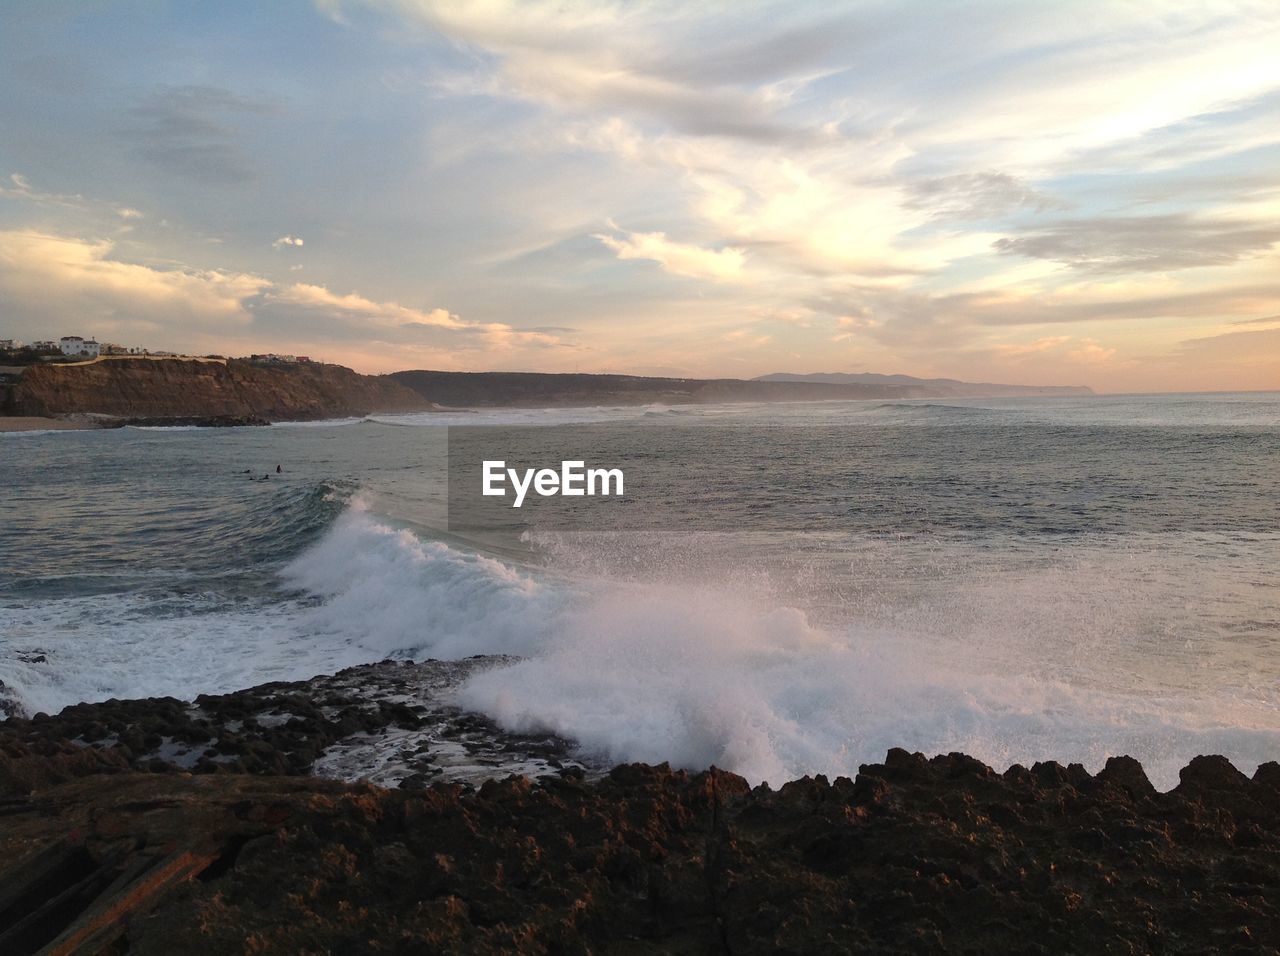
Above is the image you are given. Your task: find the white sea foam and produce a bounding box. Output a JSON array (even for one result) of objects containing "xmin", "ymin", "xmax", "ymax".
[
  {"xmin": 260, "ymin": 506, "xmax": 1280, "ymax": 789},
  {"xmin": 457, "ymin": 579, "xmax": 1280, "ymax": 791},
  {"xmin": 278, "ymin": 502, "xmax": 562, "ymax": 659},
  {"xmin": 5, "ymin": 502, "xmax": 1278, "ymax": 790},
  {"xmin": 0, "ymin": 594, "xmax": 320, "ymax": 717},
  {"xmin": 0, "ymin": 505, "xmax": 557, "ymax": 718}
]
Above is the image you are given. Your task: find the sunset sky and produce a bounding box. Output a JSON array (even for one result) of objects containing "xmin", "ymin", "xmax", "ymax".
[{"xmin": 1, "ymin": 0, "xmax": 1278, "ymax": 391}]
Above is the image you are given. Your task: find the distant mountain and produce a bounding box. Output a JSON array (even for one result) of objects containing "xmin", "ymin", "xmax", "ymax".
[{"xmin": 754, "ymin": 372, "xmax": 1093, "ymax": 398}]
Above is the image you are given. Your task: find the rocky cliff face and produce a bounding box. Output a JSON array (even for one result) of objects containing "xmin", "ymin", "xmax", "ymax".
[{"xmin": 10, "ymin": 358, "xmax": 432, "ymax": 421}]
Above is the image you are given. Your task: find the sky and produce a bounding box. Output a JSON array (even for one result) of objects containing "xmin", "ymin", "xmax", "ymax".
[{"xmin": 1, "ymin": 1, "xmax": 1278, "ymax": 391}]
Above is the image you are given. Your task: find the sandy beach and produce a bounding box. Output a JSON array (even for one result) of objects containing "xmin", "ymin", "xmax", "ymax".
[{"xmin": 0, "ymin": 416, "xmax": 100, "ymax": 433}]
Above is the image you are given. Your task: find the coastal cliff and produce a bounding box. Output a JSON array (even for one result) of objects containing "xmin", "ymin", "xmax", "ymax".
[
  {"xmin": 391, "ymin": 369, "xmax": 919, "ymax": 407},
  {"xmin": 390, "ymin": 369, "xmax": 1096, "ymax": 407},
  {"xmin": 7, "ymin": 358, "xmax": 432, "ymax": 422}
]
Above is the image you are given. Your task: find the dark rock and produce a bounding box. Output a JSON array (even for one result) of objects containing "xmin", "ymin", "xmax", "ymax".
[
  {"xmin": 1252, "ymin": 761, "xmax": 1280, "ymax": 789},
  {"xmin": 1097, "ymin": 754, "xmax": 1157, "ymax": 798},
  {"xmin": 121, "ymin": 414, "xmax": 271, "ymax": 427},
  {"xmin": 3, "ymin": 663, "xmax": 1280, "ymax": 952},
  {"xmin": 1176, "ymin": 754, "xmax": 1250, "ymax": 794},
  {"xmin": 0, "ymin": 659, "xmax": 588, "ymax": 797}
]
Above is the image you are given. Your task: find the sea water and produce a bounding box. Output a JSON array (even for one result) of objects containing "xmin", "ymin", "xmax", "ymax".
[{"xmin": 1, "ymin": 393, "xmax": 1277, "ymax": 789}]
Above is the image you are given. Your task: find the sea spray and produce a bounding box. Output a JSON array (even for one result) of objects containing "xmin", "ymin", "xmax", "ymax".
[
  {"xmin": 453, "ymin": 573, "xmax": 1280, "ymax": 791},
  {"xmin": 279, "ymin": 503, "xmax": 563, "ymax": 659},
  {"xmin": 281, "ymin": 508, "xmax": 1280, "ymax": 791},
  {"xmin": 4, "ymin": 396, "xmax": 1279, "ymax": 790},
  {"xmin": 7, "ymin": 499, "xmax": 1277, "ymax": 789}
]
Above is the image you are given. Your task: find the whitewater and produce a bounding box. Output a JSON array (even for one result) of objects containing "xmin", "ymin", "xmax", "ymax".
[{"xmin": 2, "ymin": 393, "xmax": 1278, "ymax": 790}]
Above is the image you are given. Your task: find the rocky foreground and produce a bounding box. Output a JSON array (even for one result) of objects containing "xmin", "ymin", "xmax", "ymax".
[{"xmin": 2, "ymin": 663, "xmax": 1279, "ymax": 953}]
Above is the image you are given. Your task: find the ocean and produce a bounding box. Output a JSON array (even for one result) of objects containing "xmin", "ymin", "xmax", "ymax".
[{"xmin": 2, "ymin": 393, "xmax": 1277, "ymax": 790}]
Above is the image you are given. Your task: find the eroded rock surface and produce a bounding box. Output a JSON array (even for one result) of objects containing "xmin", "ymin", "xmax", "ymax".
[
  {"xmin": 2, "ymin": 666, "xmax": 1279, "ymax": 953},
  {"xmin": 0, "ymin": 659, "xmax": 590, "ymax": 795},
  {"xmin": 11, "ymin": 358, "xmax": 431, "ymax": 421}
]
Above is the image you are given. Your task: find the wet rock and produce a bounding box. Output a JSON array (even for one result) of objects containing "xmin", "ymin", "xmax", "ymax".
[
  {"xmin": 1, "ymin": 747, "xmax": 1278, "ymax": 952},
  {"xmin": 1176, "ymin": 754, "xmax": 1251, "ymax": 794},
  {"xmin": 1253, "ymin": 761, "xmax": 1280, "ymax": 790},
  {"xmin": 120, "ymin": 414, "xmax": 271, "ymax": 427},
  {"xmin": 0, "ymin": 659, "xmax": 592, "ymax": 795},
  {"xmin": 4, "ymin": 667, "xmax": 1280, "ymax": 951},
  {"xmin": 1096, "ymin": 754, "xmax": 1157, "ymax": 798}
]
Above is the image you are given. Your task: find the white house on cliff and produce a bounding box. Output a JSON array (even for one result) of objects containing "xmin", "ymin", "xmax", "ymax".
[{"xmin": 59, "ymin": 336, "xmax": 101, "ymax": 358}]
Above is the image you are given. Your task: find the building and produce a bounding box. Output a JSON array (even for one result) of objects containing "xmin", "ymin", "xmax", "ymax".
[
  {"xmin": 30, "ymin": 341, "xmax": 57, "ymax": 351},
  {"xmin": 59, "ymin": 336, "xmax": 101, "ymax": 358},
  {"xmin": 0, "ymin": 339, "xmax": 19, "ymax": 350}
]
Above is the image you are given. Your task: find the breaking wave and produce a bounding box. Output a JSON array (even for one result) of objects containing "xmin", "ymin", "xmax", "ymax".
[{"xmin": 5, "ymin": 498, "xmax": 1279, "ymax": 791}]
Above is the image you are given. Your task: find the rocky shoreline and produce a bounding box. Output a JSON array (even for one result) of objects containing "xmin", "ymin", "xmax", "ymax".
[
  {"xmin": 0, "ymin": 659, "xmax": 593, "ymax": 793},
  {"xmin": 2, "ymin": 661, "xmax": 1279, "ymax": 952}
]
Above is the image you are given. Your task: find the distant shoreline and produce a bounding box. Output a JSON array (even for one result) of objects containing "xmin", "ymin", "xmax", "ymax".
[{"xmin": 0, "ymin": 416, "xmax": 99, "ymax": 433}]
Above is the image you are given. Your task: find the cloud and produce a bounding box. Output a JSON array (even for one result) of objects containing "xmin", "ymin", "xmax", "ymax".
[
  {"xmin": 905, "ymin": 172, "xmax": 1066, "ymax": 222},
  {"xmin": 957, "ymin": 282, "xmax": 1280, "ymax": 327},
  {"xmin": 1067, "ymin": 90, "xmax": 1280, "ymax": 177},
  {"xmin": 269, "ymin": 281, "xmax": 565, "ymax": 349},
  {"xmin": 992, "ymin": 335, "xmax": 1072, "ymax": 358},
  {"xmin": 1178, "ymin": 324, "xmax": 1280, "ymax": 358},
  {"xmin": 0, "ymin": 172, "xmax": 141, "ymax": 222},
  {"xmin": 321, "ymin": 0, "xmax": 1280, "ymax": 385},
  {"xmin": 0, "ymin": 230, "xmax": 269, "ymax": 331},
  {"xmin": 1233, "ymin": 313, "xmax": 1280, "ymax": 326},
  {"xmin": 126, "ymin": 85, "xmax": 273, "ymax": 184},
  {"xmin": 503, "ymin": 56, "xmax": 808, "ymax": 144},
  {"xmin": 273, "ymin": 235, "xmax": 305, "ymax": 249},
  {"xmin": 830, "ymin": 312, "xmax": 880, "ymax": 342},
  {"xmin": 994, "ymin": 215, "xmax": 1280, "ymax": 273},
  {"xmin": 798, "ymin": 276, "xmax": 1280, "ymax": 365},
  {"xmin": 9, "ymin": 2, "xmax": 1280, "ymax": 386},
  {"xmin": 0, "ymin": 226, "xmax": 568, "ymax": 368},
  {"xmin": 975, "ymin": 335, "xmax": 1121, "ymax": 371},
  {"xmin": 0, "ymin": 172, "xmax": 85, "ymax": 209},
  {"xmin": 396, "ymin": 0, "xmax": 835, "ymax": 146},
  {"xmin": 721, "ymin": 328, "xmax": 772, "ymax": 348},
  {"xmin": 272, "ymin": 282, "xmax": 470, "ymax": 329},
  {"xmin": 1067, "ymin": 338, "xmax": 1118, "ymax": 365},
  {"xmin": 1169, "ymin": 325, "xmax": 1280, "ymax": 390},
  {"xmin": 595, "ymin": 227, "xmax": 746, "ymax": 281}
]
